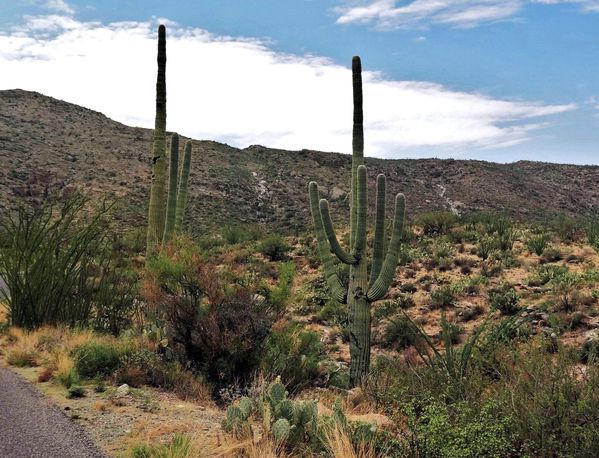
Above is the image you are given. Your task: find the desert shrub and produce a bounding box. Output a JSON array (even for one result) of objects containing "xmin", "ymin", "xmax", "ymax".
[
  {"xmin": 383, "ymin": 315, "xmax": 420, "ymax": 349},
  {"xmin": 540, "ymin": 245, "xmax": 563, "ymax": 263},
  {"xmin": 57, "ymin": 367, "xmax": 80, "ymax": 389},
  {"xmin": 73, "ymin": 340, "xmax": 121, "ymax": 378},
  {"xmin": 586, "ymin": 217, "xmax": 599, "ymax": 252},
  {"xmin": 221, "ymin": 224, "xmax": 248, "ymax": 245},
  {"xmin": 317, "ymin": 298, "xmax": 345, "ymax": 324},
  {"xmin": 0, "ymin": 192, "xmax": 113, "ymax": 329},
  {"xmin": 67, "ymin": 385, "xmax": 85, "ymax": 399},
  {"xmin": 92, "ymin": 265, "xmax": 140, "ymax": 336},
  {"xmin": 259, "ymin": 234, "xmax": 290, "ymax": 261},
  {"xmin": 430, "ymin": 285, "xmax": 456, "ymax": 309},
  {"xmin": 269, "ymin": 261, "xmax": 295, "ymax": 310},
  {"xmin": 406, "ymin": 400, "xmax": 515, "ymax": 458},
  {"xmin": 144, "ymin": 242, "xmax": 282, "ymax": 388},
  {"xmin": 552, "ymin": 214, "xmax": 578, "ymax": 242},
  {"xmin": 527, "ymin": 264, "xmax": 569, "ymax": 286},
  {"xmin": 489, "ymin": 286, "xmax": 520, "ymax": 315},
  {"xmin": 260, "ymin": 323, "xmax": 323, "ymax": 389},
  {"xmin": 552, "ymin": 272, "xmax": 583, "ymax": 313},
  {"xmin": 476, "ymin": 236, "xmax": 497, "ymax": 260},
  {"xmin": 526, "ymin": 233, "xmax": 549, "ymax": 256},
  {"xmin": 417, "ymin": 212, "xmax": 457, "ymax": 236}
]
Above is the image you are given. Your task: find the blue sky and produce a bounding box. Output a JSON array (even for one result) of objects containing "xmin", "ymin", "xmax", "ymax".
[{"xmin": 0, "ymin": 0, "xmax": 598, "ymax": 164}]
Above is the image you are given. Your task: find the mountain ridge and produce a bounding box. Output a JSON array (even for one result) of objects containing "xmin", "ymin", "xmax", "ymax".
[{"xmin": 1, "ymin": 89, "xmax": 598, "ymax": 236}]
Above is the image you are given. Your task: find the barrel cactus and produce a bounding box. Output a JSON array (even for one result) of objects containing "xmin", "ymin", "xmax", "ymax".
[{"xmin": 308, "ymin": 56, "xmax": 406, "ymax": 386}]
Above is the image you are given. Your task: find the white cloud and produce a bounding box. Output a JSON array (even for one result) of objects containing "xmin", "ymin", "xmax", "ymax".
[
  {"xmin": 0, "ymin": 15, "xmax": 575, "ymax": 158},
  {"xmin": 336, "ymin": 0, "xmax": 599, "ymax": 29},
  {"xmin": 43, "ymin": 0, "xmax": 74, "ymax": 15}
]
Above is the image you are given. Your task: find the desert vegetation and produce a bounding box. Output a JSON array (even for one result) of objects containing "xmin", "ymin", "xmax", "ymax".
[{"xmin": 1, "ymin": 24, "xmax": 599, "ymax": 458}]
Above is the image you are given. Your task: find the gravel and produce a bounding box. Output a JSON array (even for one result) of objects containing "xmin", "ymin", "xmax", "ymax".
[{"xmin": 0, "ymin": 367, "xmax": 109, "ymax": 458}]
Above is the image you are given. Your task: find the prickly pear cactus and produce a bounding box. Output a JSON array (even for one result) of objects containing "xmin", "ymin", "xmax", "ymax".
[{"xmin": 272, "ymin": 418, "xmax": 291, "ymax": 442}]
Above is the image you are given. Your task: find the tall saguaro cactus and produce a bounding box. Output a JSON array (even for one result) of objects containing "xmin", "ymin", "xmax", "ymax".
[
  {"xmin": 146, "ymin": 24, "xmax": 168, "ymax": 257},
  {"xmin": 309, "ymin": 56, "xmax": 406, "ymax": 387},
  {"xmin": 163, "ymin": 133, "xmax": 180, "ymax": 242}
]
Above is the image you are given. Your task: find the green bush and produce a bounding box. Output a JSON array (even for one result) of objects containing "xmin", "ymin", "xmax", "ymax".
[
  {"xmin": 552, "ymin": 214, "xmax": 578, "ymax": 242},
  {"xmin": 269, "ymin": 261, "xmax": 295, "ymax": 310},
  {"xmin": 476, "ymin": 236, "xmax": 497, "ymax": 260},
  {"xmin": 261, "ymin": 323, "xmax": 323, "ymax": 389},
  {"xmin": 383, "ymin": 315, "xmax": 420, "ymax": 349},
  {"xmin": 407, "ymin": 400, "xmax": 515, "ymax": 458},
  {"xmin": 131, "ymin": 434, "xmax": 191, "ymax": 458},
  {"xmin": 67, "ymin": 385, "xmax": 85, "ymax": 399},
  {"xmin": 490, "ymin": 286, "xmax": 520, "ymax": 315},
  {"xmin": 259, "ymin": 234, "xmax": 290, "ymax": 261},
  {"xmin": 430, "ymin": 285, "xmax": 455, "ymax": 309},
  {"xmin": 221, "ymin": 224, "xmax": 248, "ymax": 244},
  {"xmin": 417, "ymin": 212, "xmax": 457, "ymax": 236},
  {"xmin": 73, "ymin": 340, "xmax": 121, "ymax": 378},
  {"xmin": 526, "ymin": 233, "xmax": 549, "ymax": 256}
]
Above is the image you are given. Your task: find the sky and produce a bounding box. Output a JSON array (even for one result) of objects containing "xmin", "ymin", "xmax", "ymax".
[{"xmin": 0, "ymin": 1, "xmax": 597, "ymax": 164}]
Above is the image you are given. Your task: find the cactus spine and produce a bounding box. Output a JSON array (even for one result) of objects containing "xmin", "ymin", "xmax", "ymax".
[
  {"xmin": 309, "ymin": 56, "xmax": 406, "ymax": 387},
  {"xmin": 163, "ymin": 133, "xmax": 179, "ymax": 241},
  {"xmin": 146, "ymin": 24, "xmax": 168, "ymax": 257},
  {"xmin": 174, "ymin": 140, "xmax": 192, "ymax": 231}
]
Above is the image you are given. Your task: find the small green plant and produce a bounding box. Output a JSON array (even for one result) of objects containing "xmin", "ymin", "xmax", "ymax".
[
  {"xmin": 221, "ymin": 224, "xmax": 248, "ymax": 244},
  {"xmin": 526, "ymin": 233, "xmax": 549, "ymax": 256},
  {"xmin": 259, "ymin": 234, "xmax": 290, "ymax": 261},
  {"xmin": 430, "ymin": 285, "xmax": 455, "ymax": 309},
  {"xmin": 417, "ymin": 212, "xmax": 457, "ymax": 236},
  {"xmin": 73, "ymin": 340, "xmax": 121, "ymax": 378},
  {"xmin": 383, "ymin": 315, "xmax": 420, "ymax": 349},
  {"xmin": 67, "ymin": 385, "xmax": 85, "ymax": 399},
  {"xmin": 476, "ymin": 236, "xmax": 497, "ymax": 260},
  {"xmin": 56, "ymin": 367, "xmax": 80, "ymax": 389},
  {"xmin": 131, "ymin": 434, "xmax": 191, "ymax": 458},
  {"xmin": 490, "ymin": 286, "xmax": 520, "ymax": 315}
]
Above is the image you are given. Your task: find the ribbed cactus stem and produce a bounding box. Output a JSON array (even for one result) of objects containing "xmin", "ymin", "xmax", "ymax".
[
  {"xmin": 369, "ymin": 174, "xmax": 386, "ymax": 286},
  {"xmin": 163, "ymin": 133, "xmax": 179, "ymax": 242},
  {"xmin": 309, "ymin": 182, "xmax": 346, "ymax": 303},
  {"xmin": 319, "ymin": 199, "xmax": 356, "ymax": 265},
  {"xmin": 146, "ymin": 24, "xmax": 167, "ymax": 258},
  {"xmin": 349, "ymin": 56, "xmax": 364, "ymax": 250},
  {"xmin": 367, "ymin": 193, "xmax": 406, "ymax": 301},
  {"xmin": 175, "ymin": 140, "xmax": 192, "ymax": 231},
  {"xmin": 307, "ymin": 56, "xmax": 406, "ymax": 387}
]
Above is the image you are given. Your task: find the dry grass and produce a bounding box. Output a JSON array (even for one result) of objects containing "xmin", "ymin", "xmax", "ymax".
[
  {"xmin": 323, "ymin": 424, "xmax": 377, "ymax": 458},
  {"xmin": 203, "ymin": 434, "xmax": 287, "ymax": 458}
]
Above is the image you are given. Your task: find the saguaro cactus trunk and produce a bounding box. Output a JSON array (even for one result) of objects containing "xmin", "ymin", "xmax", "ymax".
[
  {"xmin": 309, "ymin": 56, "xmax": 406, "ymax": 387},
  {"xmin": 163, "ymin": 133, "xmax": 179, "ymax": 242},
  {"xmin": 146, "ymin": 24, "xmax": 168, "ymax": 257}
]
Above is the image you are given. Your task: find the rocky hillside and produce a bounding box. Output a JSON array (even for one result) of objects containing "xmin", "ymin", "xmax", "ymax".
[{"xmin": 1, "ymin": 89, "xmax": 598, "ymax": 236}]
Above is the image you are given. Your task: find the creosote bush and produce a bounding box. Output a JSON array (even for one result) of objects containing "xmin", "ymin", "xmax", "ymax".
[{"xmin": 259, "ymin": 234, "xmax": 291, "ymax": 261}]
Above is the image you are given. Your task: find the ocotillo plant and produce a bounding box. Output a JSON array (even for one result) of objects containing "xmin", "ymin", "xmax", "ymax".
[
  {"xmin": 163, "ymin": 133, "xmax": 179, "ymax": 242},
  {"xmin": 146, "ymin": 24, "xmax": 168, "ymax": 257},
  {"xmin": 175, "ymin": 140, "xmax": 192, "ymax": 231},
  {"xmin": 309, "ymin": 56, "xmax": 406, "ymax": 387}
]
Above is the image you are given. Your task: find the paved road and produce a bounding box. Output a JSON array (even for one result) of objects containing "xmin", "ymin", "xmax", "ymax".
[{"xmin": 0, "ymin": 367, "xmax": 108, "ymax": 458}]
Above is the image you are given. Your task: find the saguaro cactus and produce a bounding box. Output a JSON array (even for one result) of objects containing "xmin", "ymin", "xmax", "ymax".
[
  {"xmin": 163, "ymin": 133, "xmax": 179, "ymax": 242},
  {"xmin": 175, "ymin": 140, "xmax": 192, "ymax": 231},
  {"xmin": 146, "ymin": 24, "xmax": 168, "ymax": 257},
  {"xmin": 309, "ymin": 56, "xmax": 406, "ymax": 387}
]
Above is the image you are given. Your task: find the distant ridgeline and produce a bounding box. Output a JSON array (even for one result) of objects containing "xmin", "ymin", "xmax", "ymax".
[{"xmin": 1, "ymin": 89, "xmax": 599, "ymax": 237}]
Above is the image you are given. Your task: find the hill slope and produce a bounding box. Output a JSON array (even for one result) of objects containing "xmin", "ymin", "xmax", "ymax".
[{"xmin": 1, "ymin": 89, "xmax": 598, "ymax": 235}]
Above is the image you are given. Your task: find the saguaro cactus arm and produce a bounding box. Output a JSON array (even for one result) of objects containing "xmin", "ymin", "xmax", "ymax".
[
  {"xmin": 309, "ymin": 182, "xmax": 347, "ymax": 303},
  {"xmin": 369, "ymin": 174, "xmax": 386, "ymax": 286},
  {"xmin": 367, "ymin": 193, "xmax": 406, "ymax": 302},
  {"xmin": 163, "ymin": 133, "xmax": 179, "ymax": 241},
  {"xmin": 318, "ymin": 199, "xmax": 356, "ymax": 265},
  {"xmin": 175, "ymin": 140, "xmax": 192, "ymax": 231}
]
